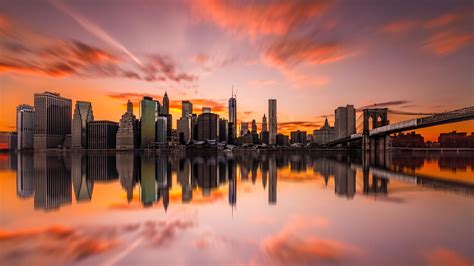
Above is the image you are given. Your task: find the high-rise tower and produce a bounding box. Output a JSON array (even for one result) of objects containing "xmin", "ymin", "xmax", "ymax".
[
  {"xmin": 268, "ymin": 99, "xmax": 277, "ymax": 145},
  {"xmin": 72, "ymin": 101, "xmax": 94, "ymax": 149},
  {"xmin": 262, "ymin": 114, "xmax": 267, "ymax": 132},
  {"xmin": 16, "ymin": 104, "xmax": 35, "ymax": 149},
  {"xmin": 162, "ymin": 91, "xmax": 169, "ymax": 115}
]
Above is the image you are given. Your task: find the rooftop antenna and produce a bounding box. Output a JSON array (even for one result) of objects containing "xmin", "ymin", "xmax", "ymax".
[{"xmin": 232, "ymin": 85, "xmax": 233, "ymax": 98}]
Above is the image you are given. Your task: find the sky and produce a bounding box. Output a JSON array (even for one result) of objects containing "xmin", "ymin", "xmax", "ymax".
[{"xmin": 0, "ymin": 0, "xmax": 473, "ymax": 141}]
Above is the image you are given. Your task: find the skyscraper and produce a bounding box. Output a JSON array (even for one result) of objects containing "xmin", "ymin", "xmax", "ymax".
[
  {"xmin": 156, "ymin": 116, "xmax": 168, "ymax": 145},
  {"xmin": 140, "ymin": 96, "xmax": 157, "ymax": 148},
  {"xmin": 34, "ymin": 92, "xmax": 72, "ymax": 149},
  {"xmin": 335, "ymin": 105, "xmax": 356, "ymax": 139},
  {"xmin": 87, "ymin": 121, "xmax": 119, "ymax": 149},
  {"xmin": 117, "ymin": 100, "xmax": 139, "ymax": 149},
  {"xmin": 162, "ymin": 91, "xmax": 169, "ymax": 115},
  {"xmin": 16, "ymin": 104, "xmax": 35, "ymax": 149},
  {"xmin": 197, "ymin": 112, "xmax": 219, "ymax": 141},
  {"xmin": 71, "ymin": 101, "xmax": 93, "ymax": 149},
  {"xmin": 177, "ymin": 116, "xmax": 191, "ymax": 144},
  {"xmin": 218, "ymin": 118, "xmax": 228, "ymax": 143},
  {"xmin": 182, "ymin": 100, "xmax": 193, "ymax": 118},
  {"xmin": 251, "ymin": 119, "xmax": 257, "ymax": 133},
  {"xmin": 262, "ymin": 114, "xmax": 267, "ymax": 133},
  {"xmin": 240, "ymin": 122, "xmax": 249, "ymax": 136},
  {"xmin": 229, "ymin": 89, "xmax": 237, "ymax": 140},
  {"xmin": 268, "ymin": 99, "xmax": 277, "ymax": 145}
]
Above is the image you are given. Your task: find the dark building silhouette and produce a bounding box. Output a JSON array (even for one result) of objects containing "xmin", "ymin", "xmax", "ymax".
[
  {"xmin": 34, "ymin": 92, "xmax": 72, "ymax": 149},
  {"xmin": 290, "ymin": 130, "xmax": 307, "ymax": 145},
  {"xmin": 87, "ymin": 121, "xmax": 119, "ymax": 149},
  {"xmin": 71, "ymin": 101, "xmax": 93, "ymax": 149},
  {"xmin": 33, "ymin": 153, "xmax": 72, "ymax": 210},
  {"xmin": 87, "ymin": 153, "xmax": 118, "ymax": 182},
  {"xmin": 197, "ymin": 112, "xmax": 219, "ymax": 141},
  {"xmin": 276, "ymin": 133, "xmax": 289, "ymax": 146},
  {"xmin": 439, "ymin": 131, "xmax": 474, "ymax": 148},
  {"xmin": 71, "ymin": 152, "xmax": 93, "ymax": 202},
  {"xmin": 16, "ymin": 152, "xmax": 34, "ymax": 198},
  {"xmin": 117, "ymin": 151, "xmax": 138, "ymax": 202},
  {"xmin": 391, "ymin": 131, "xmax": 424, "ymax": 148}
]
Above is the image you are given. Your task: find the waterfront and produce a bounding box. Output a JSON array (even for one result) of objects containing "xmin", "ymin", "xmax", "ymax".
[{"xmin": 0, "ymin": 151, "xmax": 473, "ymax": 265}]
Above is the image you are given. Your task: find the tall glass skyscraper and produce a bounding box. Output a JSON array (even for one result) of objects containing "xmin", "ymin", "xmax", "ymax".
[
  {"xmin": 140, "ymin": 96, "xmax": 157, "ymax": 148},
  {"xmin": 16, "ymin": 104, "xmax": 35, "ymax": 149},
  {"xmin": 268, "ymin": 99, "xmax": 277, "ymax": 145}
]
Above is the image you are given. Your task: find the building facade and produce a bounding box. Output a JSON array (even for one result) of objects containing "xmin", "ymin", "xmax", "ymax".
[
  {"xmin": 156, "ymin": 116, "xmax": 168, "ymax": 145},
  {"xmin": 16, "ymin": 104, "xmax": 35, "ymax": 149},
  {"xmin": 290, "ymin": 130, "xmax": 307, "ymax": 144},
  {"xmin": 71, "ymin": 101, "xmax": 93, "ymax": 149},
  {"xmin": 218, "ymin": 118, "xmax": 228, "ymax": 143},
  {"xmin": 117, "ymin": 100, "xmax": 139, "ymax": 149},
  {"xmin": 334, "ymin": 104, "xmax": 356, "ymax": 139},
  {"xmin": 229, "ymin": 94, "xmax": 237, "ymax": 140},
  {"xmin": 140, "ymin": 96, "xmax": 157, "ymax": 148},
  {"xmin": 34, "ymin": 92, "xmax": 72, "ymax": 149},
  {"xmin": 197, "ymin": 112, "xmax": 219, "ymax": 141},
  {"xmin": 161, "ymin": 92, "xmax": 169, "ymax": 114},
  {"xmin": 269, "ymin": 99, "xmax": 277, "ymax": 145},
  {"xmin": 240, "ymin": 122, "xmax": 249, "ymax": 136},
  {"xmin": 182, "ymin": 100, "xmax": 193, "ymax": 118},
  {"xmin": 87, "ymin": 121, "xmax": 119, "ymax": 149},
  {"xmin": 313, "ymin": 118, "xmax": 335, "ymax": 145},
  {"xmin": 177, "ymin": 116, "xmax": 192, "ymax": 144}
]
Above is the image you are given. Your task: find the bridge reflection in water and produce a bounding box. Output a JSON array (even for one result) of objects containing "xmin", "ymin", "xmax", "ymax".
[{"xmin": 13, "ymin": 150, "xmax": 474, "ymax": 211}]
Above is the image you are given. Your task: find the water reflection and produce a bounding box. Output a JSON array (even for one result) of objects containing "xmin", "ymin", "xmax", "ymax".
[{"xmin": 11, "ymin": 151, "xmax": 474, "ymax": 211}]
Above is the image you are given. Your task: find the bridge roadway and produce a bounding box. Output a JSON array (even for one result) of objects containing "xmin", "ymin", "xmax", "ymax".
[{"xmin": 326, "ymin": 106, "xmax": 474, "ymax": 147}]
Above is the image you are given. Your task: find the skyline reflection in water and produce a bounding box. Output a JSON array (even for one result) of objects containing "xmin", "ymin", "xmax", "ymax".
[{"xmin": 1, "ymin": 151, "xmax": 473, "ymax": 265}]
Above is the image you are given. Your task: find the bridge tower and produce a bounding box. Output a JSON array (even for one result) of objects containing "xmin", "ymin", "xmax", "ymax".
[{"xmin": 362, "ymin": 108, "xmax": 389, "ymax": 152}]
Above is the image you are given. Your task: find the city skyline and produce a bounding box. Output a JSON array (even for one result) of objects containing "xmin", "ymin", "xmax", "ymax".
[{"xmin": 1, "ymin": 0, "xmax": 473, "ymax": 141}]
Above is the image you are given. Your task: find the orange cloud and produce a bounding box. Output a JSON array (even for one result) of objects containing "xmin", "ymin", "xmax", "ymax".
[
  {"xmin": 264, "ymin": 37, "xmax": 352, "ymax": 68},
  {"xmin": 261, "ymin": 216, "xmax": 359, "ymax": 265},
  {"xmin": 194, "ymin": 0, "xmax": 332, "ymax": 37},
  {"xmin": 424, "ymin": 9, "xmax": 472, "ymax": 29},
  {"xmin": 422, "ymin": 30, "xmax": 473, "ymax": 56},
  {"xmin": 423, "ymin": 248, "xmax": 470, "ymax": 266},
  {"xmin": 381, "ymin": 20, "xmax": 417, "ymax": 33},
  {"xmin": 278, "ymin": 121, "xmax": 321, "ymax": 135}
]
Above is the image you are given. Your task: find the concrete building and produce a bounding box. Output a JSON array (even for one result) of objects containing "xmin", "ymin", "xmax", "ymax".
[
  {"xmin": 335, "ymin": 104, "xmax": 356, "ymax": 139},
  {"xmin": 116, "ymin": 100, "xmax": 139, "ymax": 149},
  {"xmin": 290, "ymin": 130, "xmax": 307, "ymax": 144},
  {"xmin": 240, "ymin": 122, "xmax": 249, "ymax": 136},
  {"xmin": 197, "ymin": 112, "xmax": 219, "ymax": 141},
  {"xmin": 34, "ymin": 92, "xmax": 72, "ymax": 149},
  {"xmin": 177, "ymin": 116, "xmax": 192, "ymax": 144},
  {"xmin": 156, "ymin": 116, "xmax": 168, "ymax": 145},
  {"xmin": 313, "ymin": 118, "xmax": 335, "ymax": 145},
  {"xmin": 87, "ymin": 121, "xmax": 119, "ymax": 149},
  {"xmin": 262, "ymin": 114, "xmax": 267, "ymax": 133},
  {"xmin": 276, "ymin": 133, "xmax": 288, "ymax": 146},
  {"xmin": 251, "ymin": 119, "xmax": 257, "ymax": 133},
  {"xmin": 140, "ymin": 96, "xmax": 157, "ymax": 148},
  {"xmin": 182, "ymin": 100, "xmax": 193, "ymax": 118},
  {"xmin": 159, "ymin": 114, "xmax": 172, "ymax": 142},
  {"xmin": 269, "ymin": 99, "xmax": 277, "ymax": 145},
  {"xmin": 218, "ymin": 118, "xmax": 228, "ymax": 143},
  {"xmin": 71, "ymin": 101, "xmax": 93, "ymax": 149},
  {"xmin": 161, "ymin": 92, "xmax": 169, "ymax": 114},
  {"xmin": 16, "ymin": 104, "xmax": 35, "ymax": 149}
]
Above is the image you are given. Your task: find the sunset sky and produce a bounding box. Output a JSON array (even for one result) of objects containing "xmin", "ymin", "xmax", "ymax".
[{"xmin": 0, "ymin": 0, "xmax": 473, "ymax": 141}]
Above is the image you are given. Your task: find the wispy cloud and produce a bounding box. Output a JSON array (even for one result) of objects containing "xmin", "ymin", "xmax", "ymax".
[{"xmin": 422, "ymin": 30, "xmax": 473, "ymax": 56}]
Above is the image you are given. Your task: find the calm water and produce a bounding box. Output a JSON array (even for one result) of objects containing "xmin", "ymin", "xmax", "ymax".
[{"xmin": 0, "ymin": 150, "xmax": 473, "ymax": 266}]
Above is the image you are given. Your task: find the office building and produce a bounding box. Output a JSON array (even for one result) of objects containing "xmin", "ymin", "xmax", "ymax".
[
  {"xmin": 276, "ymin": 133, "xmax": 288, "ymax": 146},
  {"xmin": 162, "ymin": 91, "xmax": 169, "ymax": 114},
  {"xmin": 229, "ymin": 91, "xmax": 237, "ymax": 140},
  {"xmin": 71, "ymin": 101, "xmax": 93, "ymax": 149},
  {"xmin": 182, "ymin": 100, "xmax": 193, "ymax": 118},
  {"xmin": 262, "ymin": 114, "xmax": 267, "ymax": 133},
  {"xmin": 34, "ymin": 92, "xmax": 72, "ymax": 149},
  {"xmin": 240, "ymin": 122, "xmax": 249, "ymax": 136},
  {"xmin": 290, "ymin": 130, "xmax": 307, "ymax": 144},
  {"xmin": 0, "ymin": 131, "xmax": 17, "ymax": 150},
  {"xmin": 156, "ymin": 116, "xmax": 168, "ymax": 145},
  {"xmin": 202, "ymin": 107, "xmax": 212, "ymax": 113},
  {"xmin": 269, "ymin": 99, "xmax": 277, "ymax": 145},
  {"xmin": 87, "ymin": 121, "xmax": 119, "ymax": 149},
  {"xmin": 313, "ymin": 118, "xmax": 335, "ymax": 145},
  {"xmin": 218, "ymin": 118, "xmax": 228, "ymax": 143},
  {"xmin": 335, "ymin": 105, "xmax": 356, "ymax": 139},
  {"xmin": 16, "ymin": 104, "xmax": 35, "ymax": 150},
  {"xmin": 177, "ymin": 116, "xmax": 192, "ymax": 144},
  {"xmin": 140, "ymin": 96, "xmax": 157, "ymax": 148},
  {"xmin": 117, "ymin": 100, "xmax": 139, "ymax": 149},
  {"xmin": 159, "ymin": 114, "xmax": 173, "ymax": 142},
  {"xmin": 251, "ymin": 119, "xmax": 257, "ymax": 133},
  {"xmin": 197, "ymin": 112, "xmax": 219, "ymax": 141}
]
